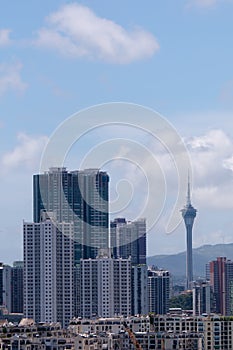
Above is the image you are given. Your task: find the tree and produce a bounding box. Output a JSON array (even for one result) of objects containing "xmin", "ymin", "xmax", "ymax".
[{"xmin": 169, "ymin": 292, "xmax": 193, "ymax": 310}]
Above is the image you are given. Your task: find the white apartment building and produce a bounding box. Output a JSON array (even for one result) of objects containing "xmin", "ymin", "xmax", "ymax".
[
  {"xmin": 80, "ymin": 249, "xmax": 131, "ymax": 318},
  {"xmin": 23, "ymin": 214, "xmax": 74, "ymax": 327}
]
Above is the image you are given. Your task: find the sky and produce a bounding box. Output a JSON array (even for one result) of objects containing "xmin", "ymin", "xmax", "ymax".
[{"xmin": 1, "ymin": 0, "xmax": 233, "ymax": 264}]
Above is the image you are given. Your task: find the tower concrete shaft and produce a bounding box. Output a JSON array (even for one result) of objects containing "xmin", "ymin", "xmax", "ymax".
[{"xmin": 181, "ymin": 178, "xmax": 197, "ymax": 290}]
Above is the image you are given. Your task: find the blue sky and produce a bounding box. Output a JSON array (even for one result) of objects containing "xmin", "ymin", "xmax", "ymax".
[{"xmin": 1, "ymin": 0, "xmax": 233, "ymax": 264}]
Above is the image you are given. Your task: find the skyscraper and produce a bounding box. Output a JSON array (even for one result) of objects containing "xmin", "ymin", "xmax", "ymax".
[
  {"xmin": 80, "ymin": 249, "xmax": 131, "ymax": 318},
  {"xmin": 0, "ymin": 263, "xmax": 3, "ymax": 306},
  {"xmin": 110, "ymin": 218, "xmax": 146, "ymax": 265},
  {"xmin": 131, "ymin": 265, "xmax": 148, "ymax": 315},
  {"xmin": 24, "ymin": 214, "xmax": 74, "ymax": 327},
  {"xmin": 209, "ymin": 257, "xmax": 226, "ymax": 315},
  {"xmin": 110, "ymin": 218, "xmax": 147, "ymax": 316},
  {"xmin": 181, "ymin": 178, "xmax": 197, "ymax": 290},
  {"xmin": 148, "ymin": 267, "xmax": 171, "ymax": 315},
  {"xmin": 11, "ymin": 261, "xmax": 23, "ymax": 314},
  {"xmin": 33, "ymin": 167, "xmax": 109, "ymax": 263},
  {"xmin": 192, "ymin": 280, "xmax": 213, "ymax": 316},
  {"xmin": 209, "ymin": 257, "xmax": 233, "ymax": 315},
  {"xmin": 225, "ymin": 260, "xmax": 233, "ymax": 315},
  {"xmin": 0, "ymin": 262, "xmax": 23, "ymax": 314},
  {"xmin": 76, "ymin": 169, "xmax": 109, "ymax": 260},
  {"xmin": 2, "ymin": 265, "xmax": 12, "ymax": 312}
]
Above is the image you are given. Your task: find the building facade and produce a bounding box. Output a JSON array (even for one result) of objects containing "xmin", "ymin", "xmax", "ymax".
[
  {"xmin": 148, "ymin": 267, "xmax": 171, "ymax": 315},
  {"xmin": 11, "ymin": 261, "xmax": 24, "ymax": 314},
  {"xmin": 2, "ymin": 265, "xmax": 11, "ymax": 313},
  {"xmin": 110, "ymin": 218, "xmax": 146, "ymax": 265},
  {"xmin": 131, "ymin": 264, "xmax": 148, "ymax": 315},
  {"xmin": 209, "ymin": 256, "xmax": 233, "ymax": 315},
  {"xmin": 193, "ymin": 280, "xmax": 214, "ymax": 316},
  {"xmin": 23, "ymin": 215, "xmax": 74, "ymax": 327},
  {"xmin": 0, "ymin": 264, "xmax": 3, "ymax": 306},
  {"xmin": 0, "ymin": 262, "xmax": 24, "ymax": 314},
  {"xmin": 33, "ymin": 167, "xmax": 109, "ymax": 263},
  {"xmin": 110, "ymin": 218, "xmax": 147, "ymax": 316},
  {"xmin": 80, "ymin": 250, "xmax": 131, "ymax": 318}
]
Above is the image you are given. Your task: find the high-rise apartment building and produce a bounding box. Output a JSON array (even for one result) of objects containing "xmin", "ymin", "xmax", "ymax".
[
  {"xmin": 0, "ymin": 262, "xmax": 24, "ymax": 314},
  {"xmin": 225, "ymin": 259, "xmax": 233, "ymax": 315},
  {"xmin": 11, "ymin": 261, "xmax": 23, "ymax": 314},
  {"xmin": 209, "ymin": 257, "xmax": 226, "ymax": 315},
  {"xmin": 209, "ymin": 257, "xmax": 233, "ymax": 315},
  {"xmin": 23, "ymin": 214, "xmax": 74, "ymax": 327},
  {"xmin": 181, "ymin": 179, "xmax": 197, "ymax": 290},
  {"xmin": 131, "ymin": 264, "xmax": 148, "ymax": 315},
  {"xmin": 2, "ymin": 265, "xmax": 12, "ymax": 313},
  {"xmin": 193, "ymin": 280, "xmax": 214, "ymax": 316},
  {"xmin": 110, "ymin": 217, "xmax": 147, "ymax": 317},
  {"xmin": 0, "ymin": 263, "xmax": 3, "ymax": 306},
  {"xmin": 80, "ymin": 249, "xmax": 131, "ymax": 318},
  {"xmin": 33, "ymin": 167, "xmax": 109, "ymax": 263},
  {"xmin": 110, "ymin": 218, "xmax": 146, "ymax": 265},
  {"xmin": 148, "ymin": 267, "xmax": 171, "ymax": 315}
]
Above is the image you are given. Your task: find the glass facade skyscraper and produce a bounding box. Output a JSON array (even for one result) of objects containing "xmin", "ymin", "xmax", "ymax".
[
  {"xmin": 110, "ymin": 218, "xmax": 147, "ymax": 317},
  {"xmin": 110, "ymin": 218, "xmax": 146, "ymax": 265},
  {"xmin": 33, "ymin": 167, "xmax": 109, "ymax": 263}
]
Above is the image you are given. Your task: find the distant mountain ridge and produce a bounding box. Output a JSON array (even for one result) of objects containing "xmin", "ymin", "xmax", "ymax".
[{"xmin": 147, "ymin": 243, "xmax": 233, "ymax": 277}]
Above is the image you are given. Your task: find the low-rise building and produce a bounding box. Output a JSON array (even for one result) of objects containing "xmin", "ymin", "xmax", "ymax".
[{"xmin": 69, "ymin": 315, "xmax": 150, "ymax": 335}]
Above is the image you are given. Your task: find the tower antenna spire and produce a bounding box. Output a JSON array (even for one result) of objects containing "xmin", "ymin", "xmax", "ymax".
[{"xmin": 187, "ymin": 171, "xmax": 191, "ymax": 206}]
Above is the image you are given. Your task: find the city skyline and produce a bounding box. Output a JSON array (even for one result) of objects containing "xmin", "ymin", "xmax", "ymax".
[
  {"xmin": 1, "ymin": 1, "xmax": 233, "ymax": 264},
  {"xmin": 23, "ymin": 165, "xmax": 148, "ymax": 326}
]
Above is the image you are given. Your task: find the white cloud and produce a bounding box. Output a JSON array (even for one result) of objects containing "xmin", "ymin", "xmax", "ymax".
[
  {"xmin": 0, "ymin": 29, "xmax": 11, "ymax": 46},
  {"xmin": 190, "ymin": 0, "xmax": 218, "ymax": 7},
  {"xmin": 104, "ymin": 128, "xmax": 233, "ymax": 211},
  {"xmin": 0, "ymin": 133, "xmax": 48, "ymax": 263},
  {"xmin": 194, "ymin": 185, "xmax": 233, "ymax": 209},
  {"xmin": 187, "ymin": 129, "xmax": 232, "ymax": 182},
  {"xmin": 35, "ymin": 3, "xmax": 159, "ymax": 64},
  {"xmin": 0, "ymin": 62, "xmax": 27, "ymax": 96},
  {"xmin": 223, "ymin": 155, "xmax": 233, "ymax": 171},
  {"xmin": 185, "ymin": 129, "xmax": 233, "ymax": 209},
  {"xmin": 187, "ymin": 0, "xmax": 231, "ymax": 8},
  {"xmin": 1, "ymin": 133, "xmax": 48, "ymax": 172},
  {"xmin": 194, "ymin": 229, "xmax": 233, "ymax": 247}
]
